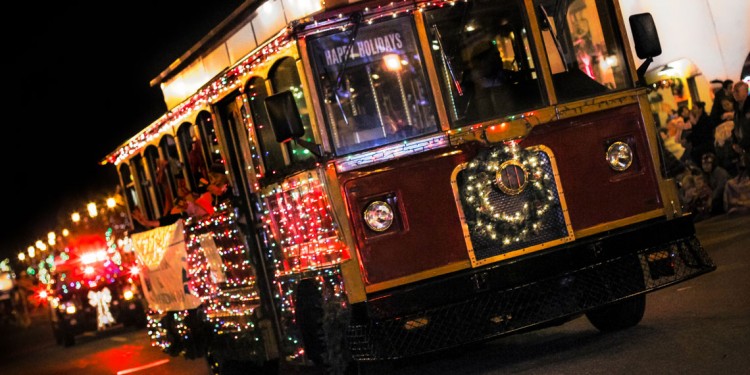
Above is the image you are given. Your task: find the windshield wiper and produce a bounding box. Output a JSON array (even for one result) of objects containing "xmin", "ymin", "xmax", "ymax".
[
  {"xmin": 333, "ymin": 12, "xmax": 363, "ymax": 126},
  {"xmin": 538, "ymin": 4, "xmax": 568, "ymax": 70},
  {"xmin": 432, "ymin": 25, "xmax": 463, "ymax": 96}
]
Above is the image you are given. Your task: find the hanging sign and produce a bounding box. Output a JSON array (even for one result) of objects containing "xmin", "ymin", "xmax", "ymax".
[{"xmin": 130, "ymin": 220, "xmax": 201, "ymax": 311}]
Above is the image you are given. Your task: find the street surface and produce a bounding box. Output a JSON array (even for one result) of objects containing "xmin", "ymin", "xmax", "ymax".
[{"xmin": 1, "ymin": 213, "xmax": 748, "ymax": 374}]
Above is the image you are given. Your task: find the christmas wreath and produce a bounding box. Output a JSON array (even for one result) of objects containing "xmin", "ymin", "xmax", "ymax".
[{"xmin": 460, "ymin": 143, "xmax": 555, "ymax": 246}]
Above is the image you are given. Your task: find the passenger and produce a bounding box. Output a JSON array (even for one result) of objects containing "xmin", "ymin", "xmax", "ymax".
[
  {"xmin": 188, "ymin": 138, "xmax": 208, "ymax": 193},
  {"xmin": 155, "ymin": 158, "xmax": 174, "ymax": 215},
  {"xmin": 132, "ymin": 199, "xmax": 190, "ymax": 229},
  {"xmin": 194, "ymin": 169, "xmax": 231, "ymax": 216},
  {"xmin": 462, "ymin": 39, "xmax": 515, "ymax": 120},
  {"xmin": 130, "ymin": 207, "xmax": 152, "ymax": 233}
]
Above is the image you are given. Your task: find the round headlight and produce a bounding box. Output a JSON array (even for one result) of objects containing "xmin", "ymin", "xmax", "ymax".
[
  {"xmin": 606, "ymin": 141, "xmax": 633, "ymax": 171},
  {"xmin": 363, "ymin": 201, "xmax": 394, "ymax": 232}
]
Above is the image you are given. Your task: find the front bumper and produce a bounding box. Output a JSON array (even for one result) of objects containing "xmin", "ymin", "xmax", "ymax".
[{"xmin": 347, "ymin": 215, "xmax": 715, "ymax": 360}]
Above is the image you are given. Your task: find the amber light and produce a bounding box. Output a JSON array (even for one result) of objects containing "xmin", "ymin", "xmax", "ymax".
[
  {"xmin": 404, "ymin": 317, "xmax": 429, "ymax": 330},
  {"xmin": 487, "ymin": 122, "xmax": 509, "ymax": 134}
]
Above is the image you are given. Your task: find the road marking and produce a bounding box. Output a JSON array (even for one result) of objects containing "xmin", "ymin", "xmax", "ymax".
[
  {"xmin": 110, "ymin": 337, "xmax": 127, "ymax": 342},
  {"xmin": 116, "ymin": 359, "xmax": 170, "ymax": 374}
]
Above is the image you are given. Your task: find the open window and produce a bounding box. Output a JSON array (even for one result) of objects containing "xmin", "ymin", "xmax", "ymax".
[{"xmin": 176, "ymin": 122, "xmax": 206, "ymax": 193}]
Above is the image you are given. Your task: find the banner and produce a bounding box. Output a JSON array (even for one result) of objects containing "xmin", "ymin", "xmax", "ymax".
[
  {"xmin": 130, "ymin": 220, "xmax": 201, "ymax": 311},
  {"xmin": 198, "ymin": 233, "xmax": 227, "ymax": 284}
]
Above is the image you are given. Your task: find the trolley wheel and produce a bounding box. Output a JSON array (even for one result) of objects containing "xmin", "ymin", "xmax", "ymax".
[
  {"xmin": 586, "ymin": 253, "xmax": 648, "ymax": 332},
  {"xmin": 585, "ymin": 293, "xmax": 646, "ymax": 332},
  {"xmin": 56, "ymin": 315, "xmax": 76, "ymax": 348},
  {"xmin": 205, "ymin": 348, "xmax": 227, "ymax": 375},
  {"xmin": 51, "ymin": 322, "xmax": 64, "ymax": 345},
  {"xmin": 295, "ymin": 279, "xmax": 353, "ymax": 375},
  {"xmin": 295, "ymin": 281, "xmax": 327, "ymax": 366},
  {"xmin": 62, "ymin": 328, "xmax": 76, "ymax": 347}
]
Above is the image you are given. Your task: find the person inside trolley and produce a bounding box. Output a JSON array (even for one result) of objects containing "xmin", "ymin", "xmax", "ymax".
[{"xmin": 194, "ymin": 164, "xmax": 231, "ymax": 216}]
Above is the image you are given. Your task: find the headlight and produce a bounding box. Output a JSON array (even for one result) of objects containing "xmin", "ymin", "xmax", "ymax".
[
  {"xmin": 606, "ymin": 141, "xmax": 633, "ymax": 171},
  {"xmin": 363, "ymin": 201, "xmax": 394, "ymax": 232},
  {"xmin": 64, "ymin": 303, "xmax": 77, "ymax": 315}
]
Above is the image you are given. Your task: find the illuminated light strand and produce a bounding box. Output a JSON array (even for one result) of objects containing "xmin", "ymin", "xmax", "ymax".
[
  {"xmin": 110, "ymin": 31, "xmax": 293, "ymax": 165},
  {"xmin": 184, "ymin": 207, "xmax": 261, "ymax": 336},
  {"xmin": 110, "ymin": 0, "xmax": 477, "ymax": 167},
  {"xmin": 258, "ymin": 173, "xmax": 349, "ymax": 276}
]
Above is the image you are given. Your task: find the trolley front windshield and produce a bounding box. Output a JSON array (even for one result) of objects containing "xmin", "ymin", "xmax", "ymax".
[{"xmin": 308, "ymin": 16, "xmax": 439, "ymax": 155}]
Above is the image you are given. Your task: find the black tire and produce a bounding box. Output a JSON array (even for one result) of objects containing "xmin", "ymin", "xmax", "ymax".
[
  {"xmin": 295, "ymin": 280, "xmax": 352, "ymax": 375},
  {"xmin": 295, "ymin": 281, "xmax": 327, "ymax": 366},
  {"xmin": 52, "ymin": 325, "xmax": 64, "ymax": 345},
  {"xmin": 205, "ymin": 349, "xmax": 223, "ymax": 375},
  {"xmin": 121, "ymin": 304, "xmax": 147, "ymax": 329},
  {"xmin": 62, "ymin": 328, "xmax": 76, "ymax": 347},
  {"xmin": 585, "ymin": 293, "xmax": 646, "ymax": 332},
  {"xmin": 56, "ymin": 313, "xmax": 77, "ymax": 347},
  {"xmin": 49, "ymin": 307, "xmax": 64, "ymax": 345}
]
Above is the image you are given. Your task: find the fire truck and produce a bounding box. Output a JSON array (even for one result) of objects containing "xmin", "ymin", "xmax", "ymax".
[{"xmin": 47, "ymin": 233, "xmax": 146, "ymax": 347}]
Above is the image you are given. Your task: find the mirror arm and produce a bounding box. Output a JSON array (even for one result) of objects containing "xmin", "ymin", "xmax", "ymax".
[
  {"xmin": 294, "ymin": 138, "xmax": 325, "ymax": 158},
  {"xmin": 636, "ymin": 57, "xmax": 653, "ymax": 88}
]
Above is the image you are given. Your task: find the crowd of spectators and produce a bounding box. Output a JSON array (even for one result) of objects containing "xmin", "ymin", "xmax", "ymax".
[{"xmin": 660, "ymin": 80, "xmax": 750, "ymax": 220}]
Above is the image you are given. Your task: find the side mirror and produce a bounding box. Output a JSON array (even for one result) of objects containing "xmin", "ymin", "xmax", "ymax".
[
  {"xmin": 264, "ymin": 90, "xmax": 324, "ymax": 158},
  {"xmin": 629, "ymin": 13, "xmax": 662, "ymax": 59},
  {"xmin": 629, "ymin": 13, "xmax": 662, "ymax": 86},
  {"xmin": 265, "ymin": 91, "xmax": 305, "ymax": 143}
]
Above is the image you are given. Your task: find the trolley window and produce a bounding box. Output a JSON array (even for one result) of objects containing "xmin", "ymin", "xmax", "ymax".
[
  {"xmin": 424, "ymin": 0, "xmax": 545, "ymax": 128},
  {"xmin": 535, "ymin": 0, "xmax": 632, "ymax": 102},
  {"xmin": 308, "ymin": 16, "xmax": 439, "ymax": 155}
]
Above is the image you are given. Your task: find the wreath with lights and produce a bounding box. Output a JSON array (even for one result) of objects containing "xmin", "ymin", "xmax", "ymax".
[{"xmin": 460, "ymin": 143, "xmax": 556, "ymax": 246}]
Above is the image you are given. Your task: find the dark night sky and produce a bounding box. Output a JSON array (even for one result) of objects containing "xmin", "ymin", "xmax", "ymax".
[{"xmin": 1, "ymin": 1, "xmax": 245, "ymax": 261}]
